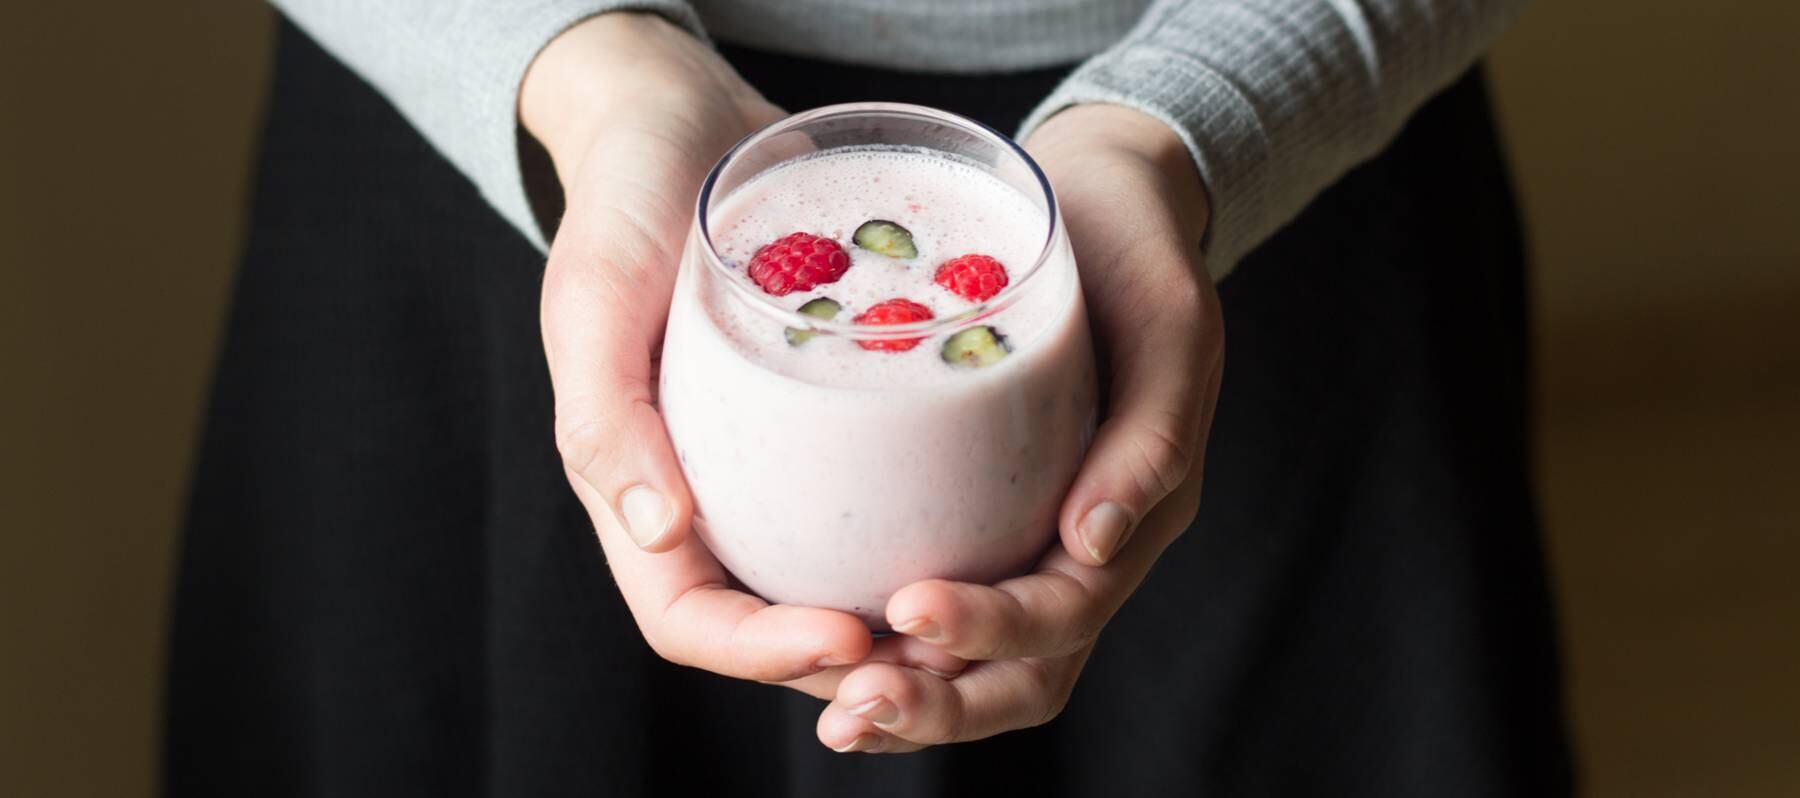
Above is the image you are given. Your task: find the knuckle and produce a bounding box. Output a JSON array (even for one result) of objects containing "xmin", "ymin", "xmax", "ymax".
[
  {"xmin": 1034, "ymin": 570, "xmax": 1103, "ymax": 655},
  {"xmin": 961, "ymin": 628, "xmax": 1007, "ymax": 663},
  {"xmin": 941, "ymin": 591, "xmax": 1008, "ymax": 662},
  {"xmin": 1167, "ymin": 491, "xmax": 1204, "ymax": 540},
  {"xmin": 639, "ymin": 626, "xmax": 686, "ymax": 668},
  {"xmin": 882, "ymin": 666, "xmax": 925, "ymax": 708},
  {"xmin": 1131, "ymin": 417, "xmax": 1195, "ymax": 497},
  {"xmin": 554, "ymin": 416, "xmax": 612, "ymax": 479},
  {"xmin": 1025, "ymin": 663, "xmax": 1073, "ymax": 729},
  {"xmin": 553, "ymin": 387, "xmax": 654, "ymax": 485},
  {"xmin": 964, "ymin": 598, "xmax": 1036, "ymax": 659},
  {"xmin": 937, "ymin": 688, "xmax": 970, "ymax": 743},
  {"xmin": 1063, "ymin": 613, "xmax": 1103, "ymax": 654}
]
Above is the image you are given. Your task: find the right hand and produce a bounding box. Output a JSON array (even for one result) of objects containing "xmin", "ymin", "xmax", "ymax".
[{"xmin": 521, "ymin": 12, "xmax": 965, "ymax": 698}]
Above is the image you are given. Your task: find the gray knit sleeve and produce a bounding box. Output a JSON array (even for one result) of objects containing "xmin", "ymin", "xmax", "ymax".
[
  {"xmin": 269, "ymin": 0, "xmax": 706, "ymax": 253},
  {"xmin": 1018, "ymin": 0, "xmax": 1527, "ymax": 280}
]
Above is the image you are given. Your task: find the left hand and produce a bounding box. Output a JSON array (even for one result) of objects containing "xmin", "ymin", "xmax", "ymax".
[
  {"xmin": 526, "ymin": 13, "xmax": 966, "ymax": 691},
  {"xmin": 801, "ymin": 104, "xmax": 1227, "ymax": 753}
]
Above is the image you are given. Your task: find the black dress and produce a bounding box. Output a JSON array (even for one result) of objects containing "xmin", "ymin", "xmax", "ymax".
[{"xmin": 164, "ymin": 20, "xmax": 1574, "ymax": 797}]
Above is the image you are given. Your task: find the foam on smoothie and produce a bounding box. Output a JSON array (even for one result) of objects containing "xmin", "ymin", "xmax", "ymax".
[{"xmin": 702, "ymin": 148, "xmax": 1066, "ymax": 389}]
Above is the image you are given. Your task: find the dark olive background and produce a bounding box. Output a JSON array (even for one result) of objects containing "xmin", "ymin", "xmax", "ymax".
[{"xmin": 3, "ymin": 2, "xmax": 1796, "ymax": 795}]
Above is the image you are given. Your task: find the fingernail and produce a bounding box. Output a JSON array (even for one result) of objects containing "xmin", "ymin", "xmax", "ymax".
[
  {"xmin": 619, "ymin": 486, "xmax": 670, "ymax": 548},
  {"xmin": 847, "ymin": 697, "xmax": 900, "ymax": 727},
  {"xmin": 920, "ymin": 664, "xmax": 963, "ymax": 680},
  {"xmin": 1079, "ymin": 502, "xmax": 1133, "ymax": 563},
  {"xmin": 832, "ymin": 733, "xmax": 881, "ymax": 753},
  {"xmin": 893, "ymin": 617, "xmax": 944, "ymax": 643}
]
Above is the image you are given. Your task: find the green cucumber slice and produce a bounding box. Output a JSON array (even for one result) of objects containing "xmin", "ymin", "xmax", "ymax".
[
  {"xmin": 852, "ymin": 219, "xmax": 918, "ymax": 259},
  {"xmin": 785, "ymin": 296, "xmax": 842, "ymax": 346},
  {"xmin": 941, "ymin": 325, "xmax": 1010, "ymax": 368}
]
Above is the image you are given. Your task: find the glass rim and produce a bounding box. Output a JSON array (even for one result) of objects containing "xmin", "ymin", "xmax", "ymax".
[{"xmin": 693, "ymin": 101, "xmax": 1060, "ymax": 341}]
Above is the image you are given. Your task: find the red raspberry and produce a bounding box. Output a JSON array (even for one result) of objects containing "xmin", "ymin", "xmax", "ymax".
[
  {"xmin": 852, "ymin": 298, "xmax": 935, "ymax": 352},
  {"xmin": 933, "ymin": 254, "xmax": 1009, "ymax": 302},
  {"xmin": 746, "ymin": 232, "xmax": 850, "ymax": 296}
]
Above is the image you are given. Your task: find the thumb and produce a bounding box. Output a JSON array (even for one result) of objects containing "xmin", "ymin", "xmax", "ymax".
[
  {"xmin": 1057, "ymin": 263, "xmax": 1223, "ymax": 567},
  {"xmin": 541, "ymin": 205, "xmax": 694, "ymax": 553}
]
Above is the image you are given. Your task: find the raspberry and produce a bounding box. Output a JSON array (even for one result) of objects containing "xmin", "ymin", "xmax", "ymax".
[
  {"xmin": 933, "ymin": 254, "xmax": 1010, "ymax": 302},
  {"xmin": 746, "ymin": 232, "xmax": 850, "ymax": 296},
  {"xmin": 852, "ymin": 298, "xmax": 934, "ymax": 352}
]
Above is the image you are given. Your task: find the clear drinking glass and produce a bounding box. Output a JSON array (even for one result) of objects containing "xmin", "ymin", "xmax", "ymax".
[{"xmin": 659, "ymin": 103, "xmax": 1097, "ymax": 628}]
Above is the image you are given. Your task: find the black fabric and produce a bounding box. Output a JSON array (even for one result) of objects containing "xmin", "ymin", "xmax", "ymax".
[{"xmin": 164, "ymin": 20, "xmax": 1574, "ymax": 797}]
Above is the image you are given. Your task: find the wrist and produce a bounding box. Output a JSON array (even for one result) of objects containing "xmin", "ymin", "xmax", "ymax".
[
  {"xmin": 520, "ymin": 11, "xmax": 708, "ymax": 183},
  {"xmin": 1027, "ymin": 103, "xmax": 1212, "ymax": 246}
]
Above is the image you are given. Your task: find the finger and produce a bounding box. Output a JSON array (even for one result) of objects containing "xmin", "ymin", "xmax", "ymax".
[
  {"xmin": 887, "ymin": 478, "xmax": 1211, "ymax": 662},
  {"xmin": 1059, "ymin": 261, "xmax": 1223, "ymax": 566},
  {"xmin": 816, "ymin": 704, "xmax": 927, "ymax": 754},
  {"xmin": 542, "ymin": 240, "xmax": 689, "ymax": 552},
  {"xmin": 777, "ymin": 635, "xmax": 969, "ymax": 700},
  {"xmin": 870, "ymin": 633, "xmax": 969, "ymax": 680},
  {"xmin": 827, "ymin": 658, "xmax": 1084, "ymax": 747},
  {"xmin": 887, "ymin": 565, "xmax": 1102, "ymax": 661},
  {"xmin": 540, "ymin": 106, "xmax": 759, "ymax": 554},
  {"xmin": 570, "ymin": 472, "xmax": 872, "ymax": 682}
]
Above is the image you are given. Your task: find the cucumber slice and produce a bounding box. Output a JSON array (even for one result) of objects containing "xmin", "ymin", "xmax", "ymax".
[
  {"xmin": 941, "ymin": 325, "xmax": 1010, "ymax": 368},
  {"xmin": 852, "ymin": 219, "xmax": 918, "ymax": 259},
  {"xmin": 785, "ymin": 297, "xmax": 842, "ymax": 346}
]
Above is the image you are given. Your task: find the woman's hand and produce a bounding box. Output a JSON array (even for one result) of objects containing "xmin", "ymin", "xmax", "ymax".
[
  {"xmin": 812, "ymin": 104, "xmax": 1226, "ymax": 753},
  {"xmin": 524, "ymin": 13, "xmax": 965, "ymax": 690}
]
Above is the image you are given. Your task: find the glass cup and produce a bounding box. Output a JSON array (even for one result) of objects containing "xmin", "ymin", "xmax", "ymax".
[{"xmin": 659, "ymin": 103, "xmax": 1097, "ymax": 629}]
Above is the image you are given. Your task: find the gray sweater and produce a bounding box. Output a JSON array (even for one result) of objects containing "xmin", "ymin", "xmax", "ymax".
[{"xmin": 270, "ymin": 0, "xmax": 1526, "ymax": 279}]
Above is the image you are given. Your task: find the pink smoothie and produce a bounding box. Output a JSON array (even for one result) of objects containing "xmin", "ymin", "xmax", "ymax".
[{"xmin": 659, "ymin": 147, "xmax": 1096, "ymax": 626}]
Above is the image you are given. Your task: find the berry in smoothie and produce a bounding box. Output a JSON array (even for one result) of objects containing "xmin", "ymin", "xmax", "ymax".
[
  {"xmin": 852, "ymin": 298, "xmax": 934, "ymax": 352},
  {"xmin": 747, "ymin": 232, "xmax": 849, "ymax": 296},
  {"xmin": 934, "ymin": 254, "xmax": 1010, "ymax": 302}
]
